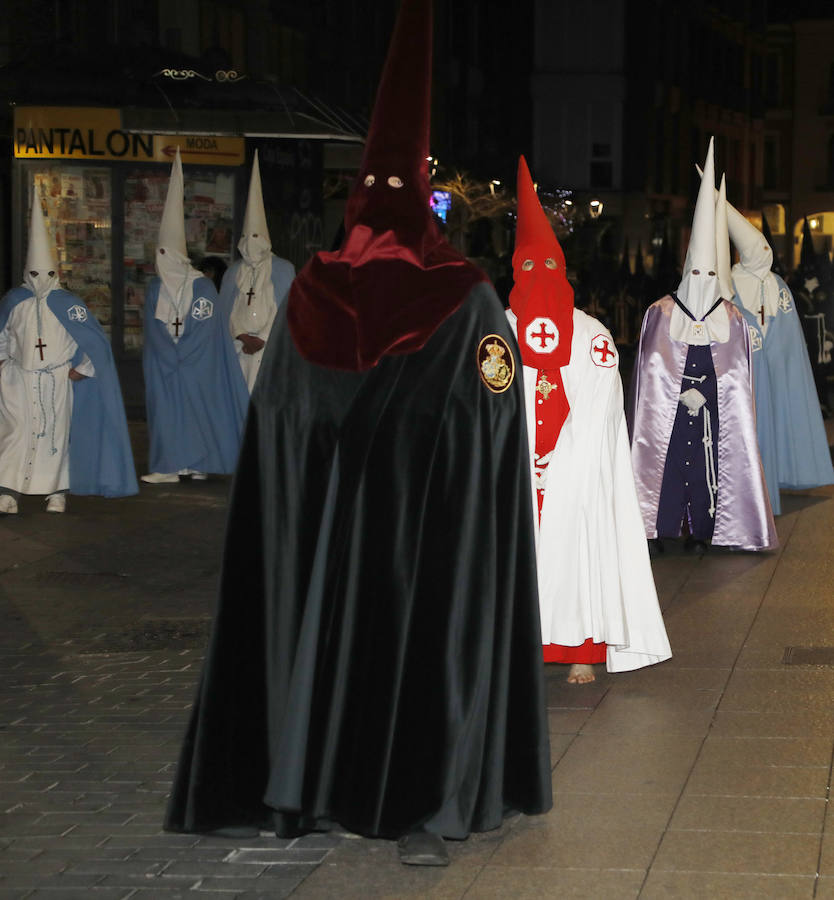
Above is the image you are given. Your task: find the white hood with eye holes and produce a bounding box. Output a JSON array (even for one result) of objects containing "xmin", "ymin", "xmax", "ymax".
[
  {"xmin": 727, "ymin": 197, "xmax": 779, "ymax": 338},
  {"xmin": 231, "ymin": 150, "xmax": 275, "ymax": 337},
  {"xmin": 23, "ymin": 189, "xmax": 59, "ymax": 301},
  {"xmin": 155, "ymin": 148, "xmax": 200, "ymax": 328},
  {"xmin": 670, "ymin": 137, "xmax": 729, "ymax": 345}
]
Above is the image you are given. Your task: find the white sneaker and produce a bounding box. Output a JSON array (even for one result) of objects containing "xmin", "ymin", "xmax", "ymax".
[
  {"xmin": 189, "ymin": 472, "xmax": 208, "ymax": 481},
  {"xmin": 45, "ymin": 493, "xmax": 66, "ymax": 513},
  {"xmin": 141, "ymin": 472, "xmax": 180, "ymax": 484},
  {"xmin": 0, "ymin": 494, "xmax": 18, "ymax": 514}
]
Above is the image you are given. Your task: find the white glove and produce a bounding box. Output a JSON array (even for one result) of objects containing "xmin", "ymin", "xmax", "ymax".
[{"xmin": 679, "ymin": 388, "xmax": 706, "ymax": 416}]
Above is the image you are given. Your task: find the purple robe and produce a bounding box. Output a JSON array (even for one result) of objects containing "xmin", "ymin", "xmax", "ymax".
[{"xmin": 629, "ymin": 296, "xmax": 777, "ymax": 551}]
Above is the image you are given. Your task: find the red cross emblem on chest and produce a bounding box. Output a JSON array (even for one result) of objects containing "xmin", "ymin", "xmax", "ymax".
[
  {"xmin": 590, "ymin": 333, "xmax": 617, "ymax": 367},
  {"xmin": 524, "ymin": 316, "xmax": 559, "ymax": 354}
]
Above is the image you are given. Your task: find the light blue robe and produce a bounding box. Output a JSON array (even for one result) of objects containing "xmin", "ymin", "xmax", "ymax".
[
  {"xmin": 731, "ymin": 274, "xmax": 834, "ymax": 509},
  {"xmin": 143, "ymin": 276, "xmax": 249, "ymax": 475},
  {"xmin": 732, "ymin": 300, "xmax": 782, "ymax": 515}
]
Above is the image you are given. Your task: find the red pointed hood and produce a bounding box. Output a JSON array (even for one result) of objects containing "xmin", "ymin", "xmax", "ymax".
[
  {"xmin": 510, "ymin": 156, "xmax": 574, "ymax": 369},
  {"xmin": 287, "ymin": 0, "xmax": 484, "ymax": 372}
]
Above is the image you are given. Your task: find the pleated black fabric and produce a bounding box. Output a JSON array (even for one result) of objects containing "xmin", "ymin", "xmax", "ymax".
[{"xmin": 165, "ymin": 281, "xmax": 552, "ymax": 840}]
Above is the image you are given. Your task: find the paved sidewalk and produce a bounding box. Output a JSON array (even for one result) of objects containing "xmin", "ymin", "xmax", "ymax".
[{"xmin": 1, "ymin": 432, "xmax": 834, "ymax": 897}]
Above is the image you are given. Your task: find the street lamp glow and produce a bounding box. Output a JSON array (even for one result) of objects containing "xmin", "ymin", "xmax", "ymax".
[{"xmin": 589, "ymin": 198, "xmax": 603, "ymax": 219}]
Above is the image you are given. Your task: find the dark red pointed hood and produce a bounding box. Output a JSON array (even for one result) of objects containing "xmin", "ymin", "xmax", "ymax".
[{"xmin": 287, "ymin": 0, "xmax": 485, "ymax": 371}]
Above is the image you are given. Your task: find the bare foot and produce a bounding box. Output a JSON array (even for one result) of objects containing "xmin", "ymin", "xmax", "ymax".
[{"xmin": 566, "ymin": 663, "xmax": 596, "ymax": 684}]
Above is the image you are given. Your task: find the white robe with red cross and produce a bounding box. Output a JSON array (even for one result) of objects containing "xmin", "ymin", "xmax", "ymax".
[{"xmin": 507, "ymin": 307, "xmax": 672, "ymax": 672}]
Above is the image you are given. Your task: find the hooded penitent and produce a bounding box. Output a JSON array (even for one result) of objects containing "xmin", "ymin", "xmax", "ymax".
[
  {"xmin": 286, "ymin": 0, "xmax": 484, "ymax": 371},
  {"xmin": 720, "ymin": 186, "xmax": 834, "ymax": 498},
  {"xmin": 510, "ymin": 154, "xmax": 573, "ymax": 440},
  {"xmin": 696, "ymin": 161, "xmax": 780, "ymax": 335},
  {"xmin": 761, "ymin": 210, "xmax": 784, "ymax": 277},
  {"xmin": 800, "ymin": 217, "xmax": 818, "ymax": 274},
  {"xmin": 727, "ymin": 195, "xmax": 780, "ymax": 334},
  {"xmin": 671, "ymin": 138, "xmax": 728, "ymax": 345},
  {"xmin": 164, "ymin": 0, "xmax": 552, "ymax": 842},
  {"xmin": 155, "ymin": 148, "xmax": 200, "ymax": 330},
  {"xmin": 24, "ymin": 191, "xmax": 59, "ymax": 301},
  {"xmin": 618, "ymin": 238, "xmax": 632, "ymax": 287},
  {"xmin": 231, "ymin": 149, "xmax": 275, "ymax": 339}
]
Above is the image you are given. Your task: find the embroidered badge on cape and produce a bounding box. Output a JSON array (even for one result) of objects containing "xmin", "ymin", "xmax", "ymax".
[
  {"xmin": 748, "ymin": 325, "xmax": 762, "ymax": 352},
  {"xmin": 191, "ymin": 297, "xmax": 214, "ymax": 321},
  {"xmin": 477, "ymin": 334, "xmax": 515, "ymax": 393},
  {"xmin": 67, "ymin": 305, "xmax": 87, "ymax": 323},
  {"xmin": 590, "ymin": 333, "xmax": 618, "ymax": 368},
  {"xmin": 524, "ymin": 316, "xmax": 559, "ymax": 354},
  {"xmin": 536, "ymin": 373, "xmax": 555, "ymax": 399},
  {"xmin": 778, "ymin": 287, "xmax": 793, "ymax": 314}
]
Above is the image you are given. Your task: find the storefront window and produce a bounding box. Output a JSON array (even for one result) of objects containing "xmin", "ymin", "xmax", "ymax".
[
  {"xmin": 123, "ymin": 167, "xmax": 235, "ymax": 351},
  {"xmin": 26, "ymin": 165, "xmax": 113, "ymax": 334}
]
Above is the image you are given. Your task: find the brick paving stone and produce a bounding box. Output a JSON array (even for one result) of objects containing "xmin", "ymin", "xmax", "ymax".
[
  {"xmin": 111, "ymin": 891, "xmax": 194, "ymax": 900},
  {"xmin": 162, "ymin": 860, "xmax": 267, "ymax": 878},
  {"xmin": 0, "ymin": 872, "xmax": 107, "ymax": 889},
  {"xmin": 25, "ymin": 890, "xmax": 133, "ymax": 899},
  {"xmin": 224, "ymin": 848, "xmax": 330, "ymax": 865},
  {"xmin": 95, "ymin": 873, "xmax": 203, "ymax": 890}
]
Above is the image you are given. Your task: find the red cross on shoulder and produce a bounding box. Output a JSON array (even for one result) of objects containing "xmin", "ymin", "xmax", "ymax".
[{"xmin": 590, "ymin": 333, "xmax": 618, "ymax": 368}]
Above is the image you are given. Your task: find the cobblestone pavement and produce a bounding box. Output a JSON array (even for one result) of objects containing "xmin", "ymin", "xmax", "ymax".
[
  {"xmin": 0, "ymin": 476, "xmax": 348, "ymax": 899},
  {"xmin": 2, "ymin": 426, "xmax": 834, "ymax": 897}
]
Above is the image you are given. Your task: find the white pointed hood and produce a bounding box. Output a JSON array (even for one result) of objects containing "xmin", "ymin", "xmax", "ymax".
[
  {"xmin": 729, "ymin": 202, "xmax": 780, "ymax": 334},
  {"xmin": 23, "ymin": 190, "xmax": 59, "ymax": 301},
  {"xmin": 676, "ymin": 137, "xmax": 721, "ymax": 318},
  {"xmin": 157, "ymin": 148, "xmax": 188, "ymax": 259},
  {"xmin": 727, "ymin": 204, "xmax": 773, "ymax": 281},
  {"xmin": 715, "ymin": 175, "xmax": 733, "ymax": 302},
  {"xmin": 697, "ymin": 161, "xmax": 781, "ymax": 335},
  {"xmin": 238, "ymin": 150, "xmax": 271, "ymax": 266},
  {"xmin": 155, "ymin": 148, "xmax": 200, "ymax": 325},
  {"xmin": 231, "ymin": 150, "xmax": 276, "ymax": 341}
]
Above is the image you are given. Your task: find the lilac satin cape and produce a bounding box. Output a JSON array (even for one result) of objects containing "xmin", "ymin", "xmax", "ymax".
[{"xmin": 628, "ymin": 296, "xmax": 777, "ymax": 551}]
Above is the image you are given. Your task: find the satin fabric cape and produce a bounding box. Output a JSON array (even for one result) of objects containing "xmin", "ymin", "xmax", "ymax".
[
  {"xmin": 143, "ymin": 276, "xmax": 249, "ymax": 474},
  {"xmin": 733, "ymin": 275, "xmax": 834, "ymax": 493},
  {"xmin": 165, "ymin": 281, "xmax": 552, "ymax": 840},
  {"xmin": 509, "ymin": 308, "xmax": 671, "ymax": 672},
  {"xmin": 0, "ymin": 287, "xmax": 137, "ymax": 497},
  {"xmin": 629, "ymin": 296, "xmax": 777, "ymax": 551}
]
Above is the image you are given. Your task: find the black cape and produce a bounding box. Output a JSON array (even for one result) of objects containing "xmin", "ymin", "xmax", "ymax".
[{"xmin": 165, "ymin": 281, "xmax": 552, "ymax": 840}]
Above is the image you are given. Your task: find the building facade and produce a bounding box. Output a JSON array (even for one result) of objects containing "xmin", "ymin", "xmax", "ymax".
[{"xmin": 532, "ymin": 0, "xmax": 767, "ymax": 278}]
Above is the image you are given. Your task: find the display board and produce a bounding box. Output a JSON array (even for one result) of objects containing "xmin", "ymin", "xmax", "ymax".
[{"xmin": 25, "ymin": 165, "xmax": 113, "ymax": 334}]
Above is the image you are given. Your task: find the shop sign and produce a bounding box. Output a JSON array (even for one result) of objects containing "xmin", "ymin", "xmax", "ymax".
[{"xmin": 14, "ymin": 107, "xmax": 244, "ymax": 166}]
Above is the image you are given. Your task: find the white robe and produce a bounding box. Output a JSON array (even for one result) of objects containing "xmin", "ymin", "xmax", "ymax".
[
  {"xmin": 0, "ymin": 295, "xmax": 93, "ymax": 495},
  {"xmin": 508, "ymin": 307, "xmax": 672, "ymax": 672},
  {"xmin": 229, "ymin": 260, "xmax": 278, "ymax": 392}
]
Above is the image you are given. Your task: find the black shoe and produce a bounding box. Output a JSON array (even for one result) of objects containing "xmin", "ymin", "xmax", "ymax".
[
  {"xmin": 684, "ymin": 536, "xmax": 708, "ymax": 556},
  {"xmin": 397, "ymin": 830, "xmax": 449, "ymax": 866},
  {"xmin": 647, "ymin": 538, "xmax": 665, "ymax": 558}
]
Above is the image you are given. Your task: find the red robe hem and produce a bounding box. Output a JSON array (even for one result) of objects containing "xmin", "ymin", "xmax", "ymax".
[{"xmin": 543, "ymin": 638, "xmax": 607, "ymax": 664}]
